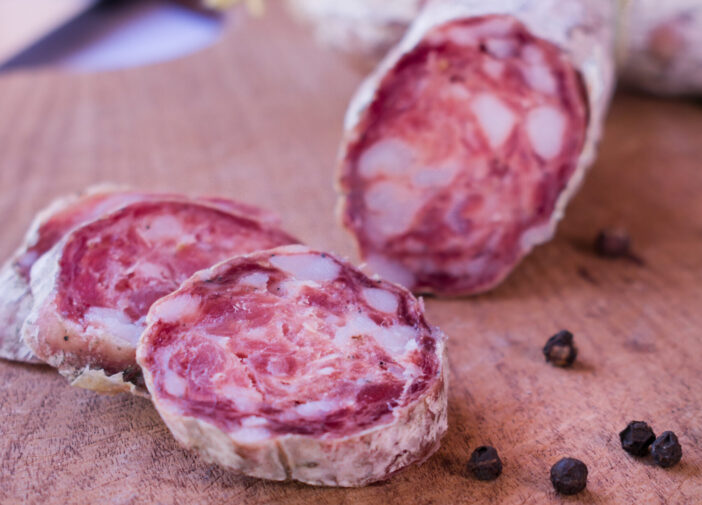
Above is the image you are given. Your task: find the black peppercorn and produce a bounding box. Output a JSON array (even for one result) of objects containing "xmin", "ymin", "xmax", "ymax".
[
  {"xmin": 467, "ymin": 446, "xmax": 502, "ymax": 481},
  {"xmin": 550, "ymin": 457, "xmax": 588, "ymax": 495},
  {"xmin": 651, "ymin": 431, "xmax": 682, "ymax": 468},
  {"xmin": 594, "ymin": 228, "xmax": 631, "ymax": 258},
  {"xmin": 619, "ymin": 421, "xmax": 656, "ymax": 456},
  {"xmin": 543, "ymin": 330, "xmax": 578, "ymax": 367}
]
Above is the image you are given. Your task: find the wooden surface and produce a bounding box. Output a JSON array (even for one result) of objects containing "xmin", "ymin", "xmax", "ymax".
[{"xmin": 0, "ymin": 5, "xmax": 701, "ymax": 504}]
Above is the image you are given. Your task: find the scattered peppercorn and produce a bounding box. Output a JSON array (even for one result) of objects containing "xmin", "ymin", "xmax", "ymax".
[
  {"xmin": 543, "ymin": 330, "xmax": 578, "ymax": 367},
  {"xmin": 63, "ymin": 335, "xmax": 69, "ymax": 341},
  {"xmin": 651, "ymin": 431, "xmax": 682, "ymax": 468},
  {"xmin": 594, "ymin": 228, "xmax": 631, "ymax": 258},
  {"xmin": 550, "ymin": 457, "xmax": 588, "ymax": 495},
  {"xmin": 467, "ymin": 446, "xmax": 502, "ymax": 481},
  {"xmin": 619, "ymin": 421, "xmax": 656, "ymax": 456}
]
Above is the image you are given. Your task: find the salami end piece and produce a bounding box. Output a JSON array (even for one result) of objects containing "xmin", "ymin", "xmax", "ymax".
[
  {"xmin": 338, "ymin": 0, "xmax": 615, "ymax": 295},
  {"xmin": 21, "ymin": 199, "xmax": 297, "ymax": 395},
  {"xmin": 137, "ymin": 245, "xmax": 448, "ymax": 486}
]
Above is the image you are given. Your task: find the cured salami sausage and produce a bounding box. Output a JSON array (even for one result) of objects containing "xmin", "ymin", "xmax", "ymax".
[
  {"xmin": 0, "ymin": 186, "xmax": 278, "ymax": 365},
  {"xmin": 21, "ymin": 199, "xmax": 297, "ymax": 395},
  {"xmin": 137, "ymin": 245, "xmax": 448, "ymax": 486},
  {"xmin": 618, "ymin": 0, "xmax": 702, "ymax": 96},
  {"xmin": 285, "ymin": 0, "xmax": 425, "ymax": 70},
  {"xmin": 288, "ymin": 0, "xmax": 702, "ymax": 97},
  {"xmin": 338, "ymin": 0, "xmax": 615, "ymax": 295}
]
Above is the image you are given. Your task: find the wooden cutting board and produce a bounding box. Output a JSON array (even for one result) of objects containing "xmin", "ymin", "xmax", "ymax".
[{"xmin": 0, "ymin": 4, "xmax": 700, "ymax": 504}]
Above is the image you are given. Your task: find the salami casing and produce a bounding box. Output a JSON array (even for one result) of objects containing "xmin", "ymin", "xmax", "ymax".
[
  {"xmin": 618, "ymin": 0, "xmax": 702, "ymax": 96},
  {"xmin": 338, "ymin": 0, "xmax": 615, "ymax": 295},
  {"xmin": 137, "ymin": 245, "xmax": 448, "ymax": 486},
  {"xmin": 21, "ymin": 199, "xmax": 297, "ymax": 395}
]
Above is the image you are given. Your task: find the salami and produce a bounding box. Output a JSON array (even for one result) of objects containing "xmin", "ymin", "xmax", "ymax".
[
  {"xmin": 0, "ymin": 186, "xmax": 278, "ymax": 365},
  {"xmin": 337, "ymin": 0, "xmax": 615, "ymax": 295},
  {"xmin": 0, "ymin": 186, "xmax": 154, "ymax": 364},
  {"xmin": 285, "ymin": 0, "xmax": 425, "ymax": 70},
  {"xmin": 618, "ymin": 0, "xmax": 702, "ymax": 96},
  {"xmin": 137, "ymin": 245, "xmax": 448, "ymax": 486},
  {"xmin": 21, "ymin": 199, "xmax": 297, "ymax": 395}
]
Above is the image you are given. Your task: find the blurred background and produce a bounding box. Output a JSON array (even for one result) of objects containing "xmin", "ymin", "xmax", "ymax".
[{"xmin": 0, "ymin": 0, "xmax": 223, "ymax": 72}]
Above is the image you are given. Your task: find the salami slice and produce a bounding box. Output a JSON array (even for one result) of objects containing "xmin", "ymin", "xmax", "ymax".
[
  {"xmin": 0, "ymin": 185, "xmax": 276, "ymax": 365},
  {"xmin": 338, "ymin": 0, "xmax": 615, "ymax": 295},
  {"xmin": 21, "ymin": 199, "xmax": 297, "ymax": 395},
  {"xmin": 619, "ymin": 0, "xmax": 702, "ymax": 96},
  {"xmin": 137, "ymin": 245, "xmax": 448, "ymax": 486}
]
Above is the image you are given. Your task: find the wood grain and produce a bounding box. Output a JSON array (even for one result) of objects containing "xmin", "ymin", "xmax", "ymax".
[{"xmin": 0, "ymin": 4, "xmax": 700, "ymax": 504}]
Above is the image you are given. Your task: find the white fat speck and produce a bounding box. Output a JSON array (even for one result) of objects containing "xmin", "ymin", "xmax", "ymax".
[
  {"xmin": 239, "ymin": 272, "xmax": 269, "ymax": 289},
  {"xmin": 363, "ymin": 288, "xmax": 399, "ymax": 314},
  {"xmin": 411, "ymin": 161, "xmax": 460, "ymax": 188},
  {"xmin": 295, "ymin": 400, "xmax": 336, "ymax": 417},
  {"xmin": 485, "ymin": 38, "xmax": 517, "ymax": 58},
  {"xmin": 232, "ymin": 426, "xmax": 271, "ymax": 443},
  {"xmin": 364, "ymin": 181, "xmax": 424, "ymax": 238},
  {"xmin": 334, "ymin": 313, "xmax": 416, "ymax": 356},
  {"xmin": 218, "ymin": 384, "xmax": 261, "ymax": 411},
  {"xmin": 140, "ymin": 214, "xmax": 186, "ymax": 242},
  {"xmin": 482, "ymin": 59, "xmax": 505, "ymax": 79},
  {"xmin": 366, "ymin": 254, "xmax": 415, "ymax": 289},
  {"xmin": 154, "ymin": 294, "xmax": 201, "ymax": 324},
  {"xmin": 522, "ymin": 44, "xmax": 545, "ymax": 63},
  {"xmin": 358, "ymin": 138, "xmax": 415, "ymax": 178},
  {"xmin": 83, "ymin": 306, "xmax": 142, "ymax": 345},
  {"xmin": 128, "ymin": 261, "xmax": 170, "ymax": 280},
  {"xmin": 270, "ymin": 253, "xmax": 340, "ymax": 283},
  {"xmin": 241, "ymin": 416, "xmax": 268, "ymax": 427},
  {"xmin": 523, "ymin": 64, "xmax": 557, "ymax": 94},
  {"xmin": 526, "ymin": 106, "xmax": 566, "ymax": 159},
  {"xmin": 471, "ymin": 93, "xmax": 515, "ymax": 149},
  {"xmin": 163, "ymin": 369, "xmax": 187, "ymax": 397},
  {"xmin": 317, "ymin": 367, "xmax": 335, "ymax": 376}
]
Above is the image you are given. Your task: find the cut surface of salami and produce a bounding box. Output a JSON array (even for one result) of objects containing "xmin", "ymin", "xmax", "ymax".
[
  {"xmin": 338, "ymin": 0, "xmax": 615, "ymax": 296},
  {"xmin": 22, "ymin": 199, "xmax": 297, "ymax": 394},
  {"xmin": 137, "ymin": 245, "xmax": 448, "ymax": 486},
  {"xmin": 340, "ymin": 16, "xmax": 588, "ymax": 294}
]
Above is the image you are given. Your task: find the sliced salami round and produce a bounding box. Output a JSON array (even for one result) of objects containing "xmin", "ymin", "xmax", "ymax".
[
  {"xmin": 0, "ymin": 185, "xmax": 275, "ymax": 365},
  {"xmin": 137, "ymin": 245, "xmax": 448, "ymax": 486},
  {"xmin": 338, "ymin": 0, "xmax": 615, "ymax": 295},
  {"xmin": 21, "ymin": 199, "xmax": 297, "ymax": 395}
]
